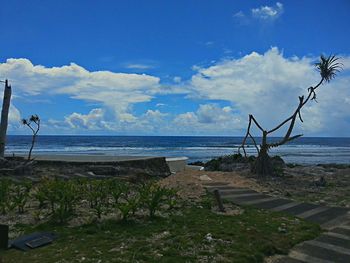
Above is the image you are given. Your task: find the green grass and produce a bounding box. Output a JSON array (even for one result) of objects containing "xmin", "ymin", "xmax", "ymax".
[{"xmin": 1, "ymin": 202, "xmax": 321, "ymax": 263}]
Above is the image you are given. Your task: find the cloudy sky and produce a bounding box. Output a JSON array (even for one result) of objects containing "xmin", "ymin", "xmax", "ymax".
[{"xmin": 0, "ymin": 0, "xmax": 349, "ymax": 136}]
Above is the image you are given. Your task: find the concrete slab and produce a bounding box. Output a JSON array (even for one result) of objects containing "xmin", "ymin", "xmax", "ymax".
[
  {"xmin": 281, "ymin": 203, "xmax": 319, "ymax": 216},
  {"xmin": 275, "ymin": 257, "xmax": 306, "ymax": 263},
  {"xmin": 219, "ymin": 189, "xmax": 257, "ymax": 196},
  {"xmin": 305, "ymin": 240, "xmax": 350, "ymax": 256},
  {"xmin": 316, "ymin": 234, "xmax": 350, "ymax": 249},
  {"xmin": 322, "ymin": 213, "xmax": 350, "ymax": 229},
  {"xmin": 270, "ymin": 201, "xmax": 301, "ymax": 212},
  {"xmin": 252, "ymin": 198, "xmax": 292, "ymax": 210},
  {"xmin": 225, "ymin": 194, "xmax": 269, "ymax": 202},
  {"xmin": 297, "ymin": 206, "xmax": 330, "ymax": 219},
  {"xmin": 332, "ymin": 227, "xmax": 350, "ymax": 237},
  {"xmin": 306, "ymin": 207, "xmax": 349, "ymax": 225},
  {"xmin": 30, "ymin": 154, "xmax": 157, "ymax": 163},
  {"xmin": 241, "ymin": 197, "xmax": 278, "ymax": 205},
  {"xmin": 166, "ymin": 157, "xmax": 188, "ymax": 173},
  {"xmin": 289, "ymin": 250, "xmax": 334, "ymax": 263},
  {"xmin": 294, "ymin": 242, "xmax": 350, "ymax": 262},
  {"xmin": 325, "ymin": 232, "xmax": 350, "ymax": 241},
  {"xmin": 202, "ymin": 182, "xmax": 230, "ymax": 187},
  {"xmin": 223, "ymin": 192, "xmax": 262, "ymax": 198}
]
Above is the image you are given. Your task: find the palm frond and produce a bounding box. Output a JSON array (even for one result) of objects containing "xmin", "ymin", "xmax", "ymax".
[{"xmin": 315, "ymin": 55, "xmax": 343, "ymax": 82}]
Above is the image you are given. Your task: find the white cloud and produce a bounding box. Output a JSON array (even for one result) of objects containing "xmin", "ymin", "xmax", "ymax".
[
  {"xmin": 0, "ymin": 58, "xmax": 161, "ymax": 121},
  {"xmin": 252, "ymin": 2, "xmax": 284, "ymax": 20},
  {"xmin": 2, "ymin": 50, "xmax": 350, "ymax": 136},
  {"xmin": 234, "ymin": 2, "xmax": 283, "ymax": 24},
  {"xmin": 173, "ymin": 76, "xmax": 182, "ymax": 83},
  {"xmin": 65, "ymin": 108, "xmax": 106, "ymax": 130},
  {"xmin": 233, "ymin": 11, "xmax": 245, "ymax": 18},
  {"xmin": 190, "ymin": 48, "xmax": 350, "ymax": 136},
  {"xmin": 173, "ymin": 104, "xmax": 242, "ymax": 135},
  {"xmin": 124, "ymin": 63, "xmax": 154, "ymax": 70}
]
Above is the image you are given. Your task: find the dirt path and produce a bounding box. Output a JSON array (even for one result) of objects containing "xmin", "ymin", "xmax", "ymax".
[{"xmin": 160, "ymin": 169, "xmax": 265, "ymax": 201}]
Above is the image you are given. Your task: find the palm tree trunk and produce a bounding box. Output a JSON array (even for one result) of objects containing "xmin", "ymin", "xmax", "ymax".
[{"xmin": 0, "ymin": 80, "xmax": 12, "ymax": 158}]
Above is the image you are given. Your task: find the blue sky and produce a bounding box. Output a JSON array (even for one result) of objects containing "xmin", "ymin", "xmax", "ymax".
[{"xmin": 1, "ymin": 0, "xmax": 350, "ymax": 136}]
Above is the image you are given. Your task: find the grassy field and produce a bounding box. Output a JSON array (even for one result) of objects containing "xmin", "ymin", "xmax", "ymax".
[{"xmin": 1, "ymin": 196, "xmax": 321, "ymax": 263}]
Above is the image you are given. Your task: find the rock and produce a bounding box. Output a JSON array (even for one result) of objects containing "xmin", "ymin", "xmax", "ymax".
[
  {"xmin": 199, "ymin": 175, "xmax": 212, "ymax": 181},
  {"xmin": 205, "ymin": 233, "xmax": 213, "ymax": 242},
  {"xmin": 314, "ymin": 176, "xmax": 327, "ymax": 187},
  {"xmin": 0, "ymin": 157, "xmax": 8, "ymax": 167},
  {"xmin": 278, "ymin": 226, "xmax": 287, "ymax": 233}
]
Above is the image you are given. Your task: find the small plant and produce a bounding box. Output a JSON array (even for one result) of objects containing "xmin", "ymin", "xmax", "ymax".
[
  {"xmin": 108, "ymin": 179, "xmax": 128, "ymax": 205},
  {"xmin": 21, "ymin": 114, "xmax": 40, "ymax": 161},
  {"xmin": 85, "ymin": 179, "xmax": 110, "ymax": 219},
  {"xmin": 164, "ymin": 188, "xmax": 179, "ymax": 210},
  {"xmin": 11, "ymin": 180, "xmax": 32, "ymax": 213},
  {"xmin": 34, "ymin": 178, "xmax": 78, "ymax": 223},
  {"xmin": 0, "ymin": 179, "xmax": 13, "ymax": 214},
  {"xmin": 139, "ymin": 182, "xmax": 168, "ymax": 218}
]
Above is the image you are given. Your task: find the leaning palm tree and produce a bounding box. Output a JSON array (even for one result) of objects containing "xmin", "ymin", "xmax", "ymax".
[{"xmin": 238, "ymin": 55, "xmax": 342, "ymax": 176}]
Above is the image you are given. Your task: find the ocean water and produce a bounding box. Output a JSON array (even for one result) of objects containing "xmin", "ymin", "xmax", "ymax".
[{"xmin": 5, "ymin": 135, "xmax": 350, "ymax": 164}]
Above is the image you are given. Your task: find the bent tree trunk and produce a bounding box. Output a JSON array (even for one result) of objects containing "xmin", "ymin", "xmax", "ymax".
[
  {"xmin": 0, "ymin": 80, "xmax": 12, "ymax": 158},
  {"xmin": 252, "ymin": 132, "xmax": 273, "ymax": 176},
  {"xmin": 238, "ymin": 55, "xmax": 342, "ymax": 177}
]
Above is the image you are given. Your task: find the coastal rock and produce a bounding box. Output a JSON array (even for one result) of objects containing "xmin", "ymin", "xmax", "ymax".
[
  {"xmin": 0, "ymin": 157, "xmax": 8, "ymax": 167},
  {"xmin": 199, "ymin": 175, "xmax": 212, "ymax": 181}
]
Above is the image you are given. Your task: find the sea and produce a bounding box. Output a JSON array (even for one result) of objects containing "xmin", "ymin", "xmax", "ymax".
[{"xmin": 5, "ymin": 135, "xmax": 350, "ymax": 165}]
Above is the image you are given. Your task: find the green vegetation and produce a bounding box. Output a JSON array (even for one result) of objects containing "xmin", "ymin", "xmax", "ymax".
[
  {"xmin": 0, "ymin": 178, "xmax": 177, "ymax": 224},
  {"xmin": 1, "ymin": 186, "xmax": 321, "ymax": 263},
  {"xmin": 0, "ymin": 179, "xmax": 32, "ymax": 214}
]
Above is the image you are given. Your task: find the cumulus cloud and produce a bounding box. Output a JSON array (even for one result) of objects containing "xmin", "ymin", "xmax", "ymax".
[
  {"xmin": 65, "ymin": 108, "xmax": 106, "ymax": 130},
  {"xmin": 173, "ymin": 104, "xmax": 242, "ymax": 135},
  {"xmin": 2, "ymin": 49, "xmax": 350, "ymax": 136},
  {"xmin": 190, "ymin": 48, "xmax": 350, "ymax": 136},
  {"xmin": 234, "ymin": 2, "xmax": 283, "ymax": 24},
  {"xmin": 0, "ymin": 58, "xmax": 160, "ymax": 121},
  {"xmin": 252, "ymin": 2, "xmax": 284, "ymax": 20}
]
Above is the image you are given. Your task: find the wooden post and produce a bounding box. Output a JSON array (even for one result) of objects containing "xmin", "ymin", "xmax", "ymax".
[
  {"xmin": 0, "ymin": 80, "xmax": 12, "ymax": 158},
  {"xmin": 213, "ymin": 189, "xmax": 226, "ymax": 212},
  {"xmin": 0, "ymin": 224, "xmax": 9, "ymax": 250}
]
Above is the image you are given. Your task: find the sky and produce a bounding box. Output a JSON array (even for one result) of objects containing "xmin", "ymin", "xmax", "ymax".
[{"xmin": 0, "ymin": 0, "xmax": 350, "ymax": 136}]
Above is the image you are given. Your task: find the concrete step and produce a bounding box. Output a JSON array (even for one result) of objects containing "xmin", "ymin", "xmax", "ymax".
[
  {"xmin": 294, "ymin": 241, "xmax": 350, "ymax": 262},
  {"xmin": 306, "ymin": 207, "xmax": 349, "ymax": 225},
  {"xmin": 252, "ymin": 198, "xmax": 292, "ymax": 210},
  {"xmin": 315, "ymin": 234, "xmax": 350, "ymax": 249},
  {"xmin": 281, "ymin": 203, "xmax": 320, "ymax": 216}
]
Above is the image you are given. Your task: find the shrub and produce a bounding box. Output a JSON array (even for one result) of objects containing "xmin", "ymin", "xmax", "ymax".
[
  {"xmin": 33, "ymin": 178, "xmax": 79, "ymax": 223},
  {"xmin": 139, "ymin": 182, "xmax": 169, "ymax": 218},
  {"xmin": 11, "ymin": 180, "xmax": 32, "ymax": 213},
  {"xmin": 84, "ymin": 179, "xmax": 110, "ymax": 219},
  {"xmin": 0, "ymin": 179, "xmax": 14, "ymax": 214}
]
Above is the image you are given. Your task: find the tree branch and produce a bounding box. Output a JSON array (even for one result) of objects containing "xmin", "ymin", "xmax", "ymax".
[{"xmin": 238, "ymin": 114, "xmax": 261, "ymax": 157}]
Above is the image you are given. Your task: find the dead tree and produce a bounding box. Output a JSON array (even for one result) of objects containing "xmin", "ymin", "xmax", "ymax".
[
  {"xmin": 0, "ymin": 80, "xmax": 12, "ymax": 158},
  {"xmin": 238, "ymin": 55, "xmax": 342, "ymax": 176},
  {"xmin": 22, "ymin": 115, "xmax": 40, "ymax": 161}
]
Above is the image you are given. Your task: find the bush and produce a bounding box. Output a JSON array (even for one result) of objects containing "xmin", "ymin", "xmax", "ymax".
[
  {"xmin": 139, "ymin": 182, "xmax": 169, "ymax": 218},
  {"xmin": 33, "ymin": 178, "xmax": 79, "ymax": 223},
  {"xmin": 11, "ymin": 180, "xmax": 32, "ymax": 213},
  {"xmin": 84, "ymin": 179, "xmax": 110, "ymax": 219},
  {"xmin": 0, "ymin": 179, "xmax": 14, "ymax": 214}
]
